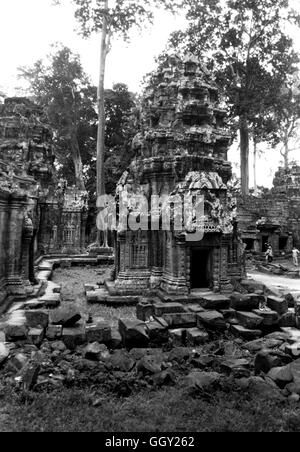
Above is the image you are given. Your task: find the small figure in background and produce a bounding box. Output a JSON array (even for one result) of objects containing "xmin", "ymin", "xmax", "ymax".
[
  {"xmin": 292, "ymin": 247, "xmax": 300, "ymax": 267},
  {"xmin": 265, "ymin": 245, "xmax": 273, "ymax": 264}
]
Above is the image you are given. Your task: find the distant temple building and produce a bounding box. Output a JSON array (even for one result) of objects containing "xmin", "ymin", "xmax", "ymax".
[
  {"xmin": 0, "ymin": 97, "xmax": 87, "ymax": 307},
  {"xmin": 238, "ymin": 165, "xmax": 300, "ymax": 259},
  {"xmin": 109, "ymin": 56, "xmax": 242, "ymax": 297}
]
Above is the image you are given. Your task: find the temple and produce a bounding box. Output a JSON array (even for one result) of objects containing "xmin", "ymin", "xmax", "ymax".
[
  {"xmin": 0, "ymin": 97, "xmax": 88, "ymax": 308},
  {"xmin": 109, "ymin": 55, "xmax": 243, "ymax": 298}
]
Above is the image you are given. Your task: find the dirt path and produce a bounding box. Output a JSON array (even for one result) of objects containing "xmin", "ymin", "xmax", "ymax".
[{"xmin": 248, "ymin": 271, "xmax": 300, "ymax": 292}]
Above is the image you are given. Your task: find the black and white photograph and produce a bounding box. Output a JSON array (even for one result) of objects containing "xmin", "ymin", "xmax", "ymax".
[{"xmin": 1, "ymin": 0, "xmax": 300, "ymax": 435}]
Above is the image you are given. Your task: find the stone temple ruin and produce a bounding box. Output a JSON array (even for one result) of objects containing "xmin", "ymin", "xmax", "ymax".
[
  {"xmin": 0, "ymin": 97, "xmax": 88, "ymax": 309},
  {"xmin": 108, "ymin": 55, "xmax": 242, "ymax": 300},
  {"xmin": 238, "ymin": 165, "xmax": 300, "ymax": 273}
]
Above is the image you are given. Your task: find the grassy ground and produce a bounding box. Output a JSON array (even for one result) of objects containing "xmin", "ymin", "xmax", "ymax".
[
  {"xmin": 51, "ymin": 266, "xmax": 136, "ymax": 327},
  {"xmin": 1, "ymin": 384, "xmax": 300, "ymax": 432}
]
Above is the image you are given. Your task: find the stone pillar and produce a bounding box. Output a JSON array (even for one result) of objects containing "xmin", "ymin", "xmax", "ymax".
[
  {"xmin": 6, "ymin": 194, "xmax": 27, "ymax": 296},
  {"xmin": 21, "ymin": 215, "xmax": 34, "ymax": 293}
]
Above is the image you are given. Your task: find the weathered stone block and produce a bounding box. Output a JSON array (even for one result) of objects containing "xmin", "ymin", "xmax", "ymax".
[
  {"xmin": 50, "ymin": 306, "xmax": 81, "ymax": 327},
  {"xmin": 253, "ymin": 309, "xmax": 279, "ymax": 326},
  {"xmin": 118, "ymin": 319, "xmax": 149, "ymax": 348},
  {"xmin": 200, "ymin": 294, "xmax": 230, "ymax": 310},
  {"xmin": 267, "ymin": 366, "xmax": 293, "ymax": 388},
  {"xmin": 267, "ymin": 296, "xmax": 288, "ymax": 315},
  {"xmin": 153, "ymin": 302, "xmax": 185, "ymax": 317},
  {"xmin": 86, "ymin": 322, "xmax": 111, "ymax": 344},
  {"xmin": 146, "ymin": 321, "xmax": 168, "ymax": 345},
  {"xmin": 39, "ymin": 293, "xmax": 60, "ymax": 308},
  {"xmin": 236, "ymin": 311, "xmax": 263, "ymax": 330},
  {"xmin": 84, "ymin": 342, "xmax": 109, "ymax": 361},
  {"xmin": 279, "ymin": 310, "xmax": 296, "ymax": 328},
  {"xmin": 46, "ymin": 324, "xmax": 63, "ymax": 340},
  {"xmin": 0, "ymin": 343, "xmax": 9, "ymax": 366},
  {"xmin": 162, "ymin": 312, "xmax": 196, "ymax": 328},
  {"xmin": 136, "ymin": 301, "xmax": 154, "ymax": 321},
  {"xmin": 231, "ymin": 324, "xmax": 262, "ymax": 340},
  {"xmin": 196, "ymin": 311, "xmax": 226, "ymax": 331},
  {"xmin": 62, "ymin": 324, "xmax": 86, "ymax": 350},
  {"xmin": 4, "ymin": 312, "xmax": 28, "ymax": 341},
  {"xmin": 25, "ymin": 310, "xmax": 49, "ymax": 329},
  {"xmin": 28, "ymin": 328, "xmax": 45, "ymax": 347},
  {"xmin": 169, "ymin": 329, "xmax": 185, "ymax": 346},
  {"xmin": 20, "ymin": 362, "xmax": 40, "ymax": 390},
  {"xmin": 230, "ymin": 293, "xmax": 261, "ymax": 311},
  {"xmin": 108, "ymin": 329, "xmax": 122, "ymax": 349},
  {"xmin": 186, "ymin": 328, "xmax": 209, "ymax": 346},
  {"xmin": 220, "ymin": 308, "xmax": 236, "ymax": 320},
  {"xmin": 185, "ymin": 304, "xmax": 205, "ymax": 314}
]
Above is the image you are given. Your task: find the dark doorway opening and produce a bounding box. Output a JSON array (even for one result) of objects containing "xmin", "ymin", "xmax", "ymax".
[
  {"xmin": 279, "ymin": 236, "xmax": 288, "ymax": 251},
  {"xmin": 244, "ymin": 239, "xmax": 255, "ymax": 251},
  {"xmin": 190, "ymin": 248, "xmax": 211, "ymax": 289},
  {"xmin": 261, "ymin": 235, "xmax": 269, "ymax": 252}
]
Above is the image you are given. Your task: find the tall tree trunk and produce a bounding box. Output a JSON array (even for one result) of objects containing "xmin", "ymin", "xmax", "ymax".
[
  {"xmin": 253, "ymin": 136, "xmax": 257, "ymax": 193},
  {"xmin": 240, "ymin": 114, "xmax": 250, "ymax": 196},
  {"xmin": 97, "ymin": 0, "xmax": 108, "ymax": 198},
  {"xmin": 70, "ymin": 133, "xmax": 85, "ymax": 190},
  {"xmin": 284, "ymin": 134, "xmax": 289, "ymax": 169}
]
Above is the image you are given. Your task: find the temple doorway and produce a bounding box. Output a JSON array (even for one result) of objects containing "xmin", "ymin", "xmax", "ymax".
[{"xmin": 190, "ymin": 248, "xmax": 211, "ymax": 289}]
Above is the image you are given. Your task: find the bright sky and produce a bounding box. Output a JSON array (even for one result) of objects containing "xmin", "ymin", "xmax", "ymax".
[{"xmin": 0, "ymin": 0, "xmax": 299, "ymax": 188}]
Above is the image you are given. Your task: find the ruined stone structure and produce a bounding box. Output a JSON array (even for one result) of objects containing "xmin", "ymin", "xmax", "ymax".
[
  {"xmin": 110, "ymin": 56, "xmax": 242, "ymax": 297},
  {"xmin": 238, "ymin": 165, "xmax": 300, "ymax": 259},
  {"xmin": 0, "ymin": 97, "xmax": 88, "ymax": 307}
]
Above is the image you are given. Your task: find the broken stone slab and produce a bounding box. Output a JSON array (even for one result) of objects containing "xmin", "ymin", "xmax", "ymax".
[
  {"xmin": 84, "ymin": 284, "xmax": 99, "ymax": 294},
  {"xmin": 252, "ymin": 309, "xmax": 279, "ymax": 326},
  {"xmin": 10, "ymin": 353, "xmax": 29, "ymax": 372},
  {"xmin": 236, "ymin": 311, "xmax": 263, "ymax": 330},
  {"xmin": 199, "ymin": 294, "xmax": 230, "ymax": 310},
  {"xmin": 25, "ymin": 310, "xmax": 49, "ymax": 329},
  {"xmin": 108, "ymin": 350, "xmax": 136, "ymax": 372},
  {"xmin": 289, "ymin": 359, "xmax": 300, "ymax": 385},
  {"xmin": 240, "ymin": 279, "xmax": 265, "ymax": 293},
  {"xmin": 4, "ymin": 311, "xmax": 28, "ymax": 341},
  {"xmin": 136, "ymin": 355, "xmax": 162, "ymax": 375},
  {"xmin": 50, "ymin": 307, "xmax": 81, "ymax": 327},
  {"xmin": 108, "ymin": 329, "xmax": 122, "ymax": 350},
  {"xmin": 0, "ymin": 343, "xmax": 9, "ymax": 366},
  {"xmin": 184, "ymin": 371, "xmax": 221, "ymax": 392},
  {"xmin": 62, "ymin": 324, "xmax": 86, "ymax": 350},
  {"xmin": 146, "ymin": 321, "xmax": 169, "ymax": 345},
  {"xmin": 168, "ymin": 347, "xmax": 193, "ymax": 362},
  {"xmin": 185, "ymin": 304, "xmax": 206, "ymax": 314},
  {"xmin": 118, "ymin": 319, "xmax": 149, "ymax": 348},
  {"xmin": 230, "ymin": 293, "xmax": 261, "ymax": 311},
  {"xmin": 84, "ymin": 342, "xmax": 109, "ymax": 361},
  {"xmin": 0, "ymin": 331, "xmax": 6, "ymax": 343},
  {"xmin": 86, "ymin": 322, "xmax": 111, "ymax": 344},
  {"xmin": 243, "ymin": 338, "xmax": 285, "ymax": 353},
  {"xmin": 162, "ymin": 312, "xmax": 196, "ymax": 329},
  {"xmin": 196, "ymin": 311, "xmax": 226, "ymax": 331},
  {"xmin": 267, "ymin": 366, "xmax": 293, "ymax": 388},
  {"xmin": 38, "ymin": 293, "xmax": 61, "ymax": 308},
  {"xmin": 23, "ymin": 299, "xmax": 46, "ymax": 310},
  {"xmin": 46, "ymin": 324, "xmax": 63, "ymax": 341},
  {"xmin": 27, "ymin": 328, "xmax": 45, "ymax": 347},
  {"xmin": 153, "ymin": 317, "xmax": 169, "ymax": 329},
  {"xmin": 186, "ymin": 328, "xmax": 209, "ymax": 346},
  {"xmin": 285, "ymin": 292, "xmax": 300, "ymax": 308},
  {"xmin": 136, "ymin": 301, "xmax": 155, "ymax": 321},
  {"xmin": 231, "ymin": 324, "xmax": 262, "ymax": 340},
  {"xmin": 284, "ymin": 343, "xmax": 300, "ymax": 359},
  {"xmin": 169, "ymin": 329, "xmax": 186, "ymax": 347},
  {"xmin": 281, "ymin": 327, "xmax": 300, "ymax": 343},
  {"xmin": 220, "ymin": 308, "xmax": 237, "ymax": 321},
  {"xmin": 153, "ymin": 302, "xmax": 185, "ymax": 317},
  {"xmin": 254, "ymin": 349, "xmax": 292, "ymax": 374},
  {"xmin": 20, "ymin": 362, "xmax": 40, "ymax": 390},
  {"xmin": 279, "ymin": 310, "xmax": 296, "ymax": 328},
  {"xmin": 267, "ymin": 296, "xmax": 288, "ymax": 315},
  {"xmin": 219, "ymin": 358, "xmax": 251, "ymax": 377}
]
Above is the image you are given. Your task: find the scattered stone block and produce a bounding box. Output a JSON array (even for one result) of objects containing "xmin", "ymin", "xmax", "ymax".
[
  {"xmin": 108, "ymin": 350, "xmax": 136, "ymax": 372},
  {"xmin": 231, "ymin": 324, "xmax": 262, "ymax": 340},
  {"xmin": 136, "ymin": 301, "xmax": 154, "ymax": 321},
  {"xmin": 62, "ymin": 324, "xmax": 86, "ymax": 350},
  {"xmin": 118, "ymin": 319, "xmax": 149, "ymax": 348},
  {"xmin": 23, "ymin": 300, "xmax": 46, "ymax": 310},
  {"xmin": 230, "ymin": 293, "xmax": 261, "ymax": 311},
  {"xmin": 86, "ymin": 322, "xmax": 111, "ymax": 344},
  {"xmin": 169, "ymin": 329, "xmax": 185, "ymax": 346},
  {"xmin": 185, "ymin": 304, "xmax": 205, "ymax": 314},
  {"xmin": 46, "ymin": 324, "xmax": 63, "ymax": 341},
  {"xmin": 28, "ymin": 328, "xmax": 45, "ymax": 347},
  {"xmin": 267, "ymin": 366, "xmax": 293, "ymax": 388},
  {"xmin": 153, "ymin": 302, "xmax": 185, "ymax": 317},
  {"xmin": 10, "ymin": 353, "xmax": 28, "ymax": 371},
  {"xmin": 284, "ymin": 343, "xmax": 300, "ymax": 358},
  {"xmin": 0, "ymin": 343, "xmax": 9, "ymax": 366},
  {"xmin": 219, "ymin": 358, "xmax": 250, "ymax": 376},
  {"xmin": 50, "ymin": 307, "xmax": 81, "ymax": 327},
  {"xmin": 279, "ymin": 310, "xmax": 296, "ymax": 328},
  {"xmin": 220, "ymin": 308, "xmax": 236, "ymax": 321},
  {"xmin": 4, "ymin": 311, "xmax": 28, "ymax": 341},
  {"xmin": 25, "ymin": 310, "xmax": 49, "ymax": 329},
  {"xmin": 20, "ymin": 362, "xmax": 40, "ymax": 390},
  {"xmin": 184, "ymin": 371, "xmax": 221, "ymax": 391},
  {"xmin": 153, "ymin": 317, "xmax": 169, "ymax": 329},
  {"xmin": 253, "ymin": 309, "xmax": 279, "ymax": 326},
  {"xmin": 0, "ymin": 331, "xmax": 6, "ymax": 343},
  {"xmin": 240, "ymin": 279, "xmax": 265, "ymax": 293},
  {"xmin": 254, "ymin": 349, "xmax": 291, "ymax": 374},
  {"xmin": 84, "ymin": 342, "xmax": 109, "ymax": 361},
  {"xmin": 196, "ymin": 311, "xmax": 226, "ymax": 331},
  {"xmin": 267, "ymin": 296, "xmax": 288, "ymax": 315},
  {"xmin": 39, "ymin": 293, "xmax": 60, "ymax": 308},
  {"xmin": 162, "ymin": 312, "xmax": 196, "ymax": 328},
  {"xmin": 186, "ymin": 328, "xmax": 209, "ymax": 346},
  {"xmin": 146, "ymin": 321, "xmax": 168, "ymax": 345},
  {"xmin": 236, "ymin": 311, "xmax": 263, "ymax": 329},
  {"xmin": 84, "ymin": 284, "xmax": 98, "ymax": 293},
  {"xmin": 137, "ymin": 355, "xmax": 162, "ymax": 375},
  {"xmin": 108, "ymin": 329, "xmax": 122, "ymax": 349},
  {"xmin": 200, "ymin": 294, "xmax": 230, "ymax": 310},
  {"xmin": 290, "ymin": 358, "xmax": 300, "ymax": 385}
]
